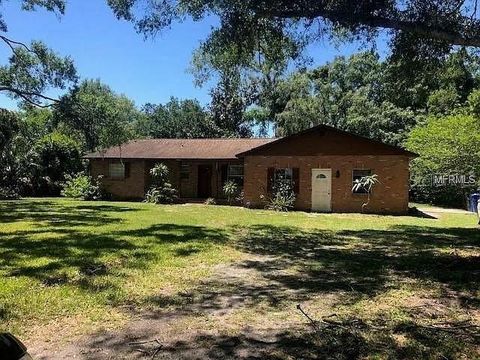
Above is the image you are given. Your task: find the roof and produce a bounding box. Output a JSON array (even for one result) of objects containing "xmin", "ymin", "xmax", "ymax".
[
  {"xmin": 85, "ymin": 125, "xmax": 417, "ymax": 160},
  {"xmin": 236, "ymin": 124, "xmax": 418, "ymax": 158},
  {"xmin": 84, "ymin": 138, "xmax": 276, "ymax": 160}
]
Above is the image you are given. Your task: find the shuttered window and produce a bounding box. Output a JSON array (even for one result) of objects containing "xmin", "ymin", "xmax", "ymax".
[
  {"xmin": 109, "ymin": 163, "xmax": 125, "ymax": 179},
  {"xmin": 267, "ymin": 167, "xmax": 300, "ymax": 194},
  {"xmin": 180, "ymin": 163, "xmax": 190, "ymax": 180},
  {"xmin": 228, "ymin": 165, "xmax": 244, "ymax": 186}
]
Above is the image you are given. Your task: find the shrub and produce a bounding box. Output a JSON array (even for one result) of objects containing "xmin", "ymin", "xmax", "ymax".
[
  {"xmin": 223, "ymin": 180, "xmax": 239, "ymax": 205},
  {"xmin": 0, "ymin": 187, "xmax": 20, "ymax": 200},
  {"xmin": 406, "ymin": 114, "xmax": 480, "ymax": 207},
  {"xmin": 144, "ymin": 163, "xmax": 178, "ymax": 204},
  {"xmin": 204, "ymin": 197, "xmax": 216, "ymax": 205},
  {"xmin": 30, "ymin": 132, "xmax": 83, "ymax": 196},
  {"xmin": 61, "ymin": 173, "xmax": 104, "ymax": 200},
  {"xmin": 262, "ymin": 178, "xmax": 296, "ymax": 211}
]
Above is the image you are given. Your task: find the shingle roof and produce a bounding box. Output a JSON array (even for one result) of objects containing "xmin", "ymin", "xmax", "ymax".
[{"xmin": 84, "ymin": 138, "xmax": 276, "ymax": 160}]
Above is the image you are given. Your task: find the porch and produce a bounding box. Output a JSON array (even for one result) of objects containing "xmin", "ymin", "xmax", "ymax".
[{"xmin": 145, "ymin": 159, "xmax": 244, "ymax": 200}]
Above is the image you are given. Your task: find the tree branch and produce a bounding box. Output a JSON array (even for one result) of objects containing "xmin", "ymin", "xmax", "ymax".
[
  {"xmin": 0, "ymin": 85, "xmax": 59, "ymax": 108},
  {"xmin": 262, "ymin": 6, "xmax": 480, "ymax": 47},
  {"xmin": 0, "ymin": 35, "xmax": 32, "ymax": 55}
]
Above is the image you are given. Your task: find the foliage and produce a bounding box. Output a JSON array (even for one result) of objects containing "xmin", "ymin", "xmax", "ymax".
[
  {"xmin": 28, "ymin": 131, "xmax": 83, "ymax": 196},
  {"xmin": 204, "ymin": 197, "xmax": 216, "ymax": 205},
  {"xmin": 352, "ymin": 174, "xmax": 379, "ymax": 213},
  {"xmin": 61, "ymin": 173, "xmax": 104, "ymax": 200},
  {"xmin": 144, "ymin": 163, "xmax": 178, "ymax": 204},
  {"xmin": 54, "ymin": 79, "xmax": 139, "ymax": 151},
  {"xmin": 107, "ymin": 1, "xmax": 480, "ymax": 120},
  {"xmin": 262, "ymin": 178, "xmax": 296, "ymax": 212},
  {"xmin": 427, "ymin": 88, "xmax": 460, "ymax": 116},
  {"xmin": 0, "ymin": 187, "xmax": 20, "ymax": 200},
  {"xmin": 406, "ymin": 114, "xmax": 480, "ymax": 207},
  {"xmin": 0, "ymin": 1, "xmax": 77, "ymax": 106},
  {"xmin": 273, "ymin": 53, "xmax": 421, "ymax": 145},
  {"xmin": 223, "ymin": 180, "xmax": 239, "ymax": 205},
  {"xmin": 135, "ymin": 97, "xmax": 220, "ymax": 138},
  {"xmin": 209, "ymin": 74, "xmax": 253, "ymax": 137}
]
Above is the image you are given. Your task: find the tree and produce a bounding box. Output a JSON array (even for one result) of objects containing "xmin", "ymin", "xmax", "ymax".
[
  {"xmin": 273, "ymin": 52, "xmax": 419, "ymax": 145},
  {"xmin": 209, "ymin": 74, "xmax": 253, "ymax": 137},
  {"xmin": 406, "ymin": 114, "xmax": 480, "ymax": 207},
  {"xmin": 0, "ymin": 109, "xmax": 21, "ymax": 194},
  {"xmin": 28, "ymin": 131, "xmax": 82, "ymax": 196},
  {"xmin": 107, "ymin": 1, "xmax": 480, "ymax": 81},
  {"xmin": 54, "ymin": 79, "xmax": 140, "ymax": 151},
  {"xmin": 0, "ymin": 1, "xmax": 77, "ymax": 106},
  {"xmin": 135, "ymin": 97, "xmax": 220, "ymax": 138}
]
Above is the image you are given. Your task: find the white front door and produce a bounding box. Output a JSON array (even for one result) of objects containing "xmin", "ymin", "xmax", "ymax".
[{"xmin": 311, "ymin": 169, "xmax": 332, "ymax": 212}]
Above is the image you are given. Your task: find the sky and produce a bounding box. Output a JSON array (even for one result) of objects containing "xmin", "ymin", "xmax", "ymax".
[{"xmin": 0, "ymin": 1, "xmax": 389, "ymax": 110}]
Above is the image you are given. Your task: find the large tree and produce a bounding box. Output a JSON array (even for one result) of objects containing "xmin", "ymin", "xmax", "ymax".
[
  {"xmin": 135, "ymin": 97, "xmax": 220, "ymax": 138},
  {"xmin": 107, "ymin": 1, "xmax": 480, "ymax": 75},
  {"xmin": 54, "ymin": 79, "xmax": 140, "ymax": 151},
  {"xmin": 0, "ymin": 1, "xmax": 77, "ymax": 107}
]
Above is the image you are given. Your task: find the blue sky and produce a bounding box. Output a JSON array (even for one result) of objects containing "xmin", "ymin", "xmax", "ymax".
[{"xmin": 0, "ymin": 1, "xmax": 388, "ymax": 110}]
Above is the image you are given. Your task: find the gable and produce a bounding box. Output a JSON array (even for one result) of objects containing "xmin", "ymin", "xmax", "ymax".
[{"xmin": 237, "ymin": 125, "xmax": 417, "ymax": 157}]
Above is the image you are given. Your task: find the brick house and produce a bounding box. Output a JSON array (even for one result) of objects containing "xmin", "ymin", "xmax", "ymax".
[{"xmin": 85, "ymin": 125, "xmax": 417, "ymax": 214}]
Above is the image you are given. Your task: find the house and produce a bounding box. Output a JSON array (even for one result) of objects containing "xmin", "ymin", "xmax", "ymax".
[{"xmin": 85, "ymin": 125, "xmax": 417, "ymax": 214}]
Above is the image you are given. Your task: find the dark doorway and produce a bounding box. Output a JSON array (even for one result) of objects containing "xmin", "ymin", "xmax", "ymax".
[{"xmin": 197, "ymin": 165, "xmax": 212, "ymax": 198}]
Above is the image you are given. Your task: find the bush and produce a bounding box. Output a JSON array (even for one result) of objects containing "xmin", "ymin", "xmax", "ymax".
[
  {"xmin": 0, "ymin": 187, "xmax": 20, "ymax": 200},
  {"xmin": 406, "ymin": 114, "xmax": 480, "ymax": 207},
  {"xmin": 30, "ymin": 132, "xmax": 83, "ymax": 196},
  {"xmin": 204, "ymin": 197, "xmax": 216, "ymax": 205},
  {"xmin": 223, "ymin": 180, "xmax": 239, "ymax": 205},
  {"xmin": 144, "ymin": 163, "xmax": 178, "ymax": 204},
  {"xmin": 61, "ymin": 173, "xmax": 104, "ymax": 200},
  {"xmin": 262, "ymin": 178, "xmax": 296, "ymax": 211}
]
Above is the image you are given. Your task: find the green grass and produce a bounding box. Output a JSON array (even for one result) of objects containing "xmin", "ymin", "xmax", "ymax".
[{"xmin": 0, "ymin": 198, "xmax": 478, "ymax": 358}]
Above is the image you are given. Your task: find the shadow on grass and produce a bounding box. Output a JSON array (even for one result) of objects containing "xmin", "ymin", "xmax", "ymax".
[
  {"xmin": 1, "ymin": 200, "xmax": 478, "ymax": 358},
  {"xmin": 0, "ymin": 201, "xmax": 228, "ymax": 296},
  {"xmin": 0, "ymin": 200, "xmax": 139, "ymax": 226},
  {"xmin": 135, "ymin": 223, "xmax": 479, "ymax": 359}
]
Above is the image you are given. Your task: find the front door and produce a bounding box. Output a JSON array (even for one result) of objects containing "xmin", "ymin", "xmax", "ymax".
[
  {"xmin": 197, "ymin": 165, "xmax": 212, "ymax": 198},
  {"xmin": 311, "ymin": 169, "xmax": 332, "ymax": 212}
]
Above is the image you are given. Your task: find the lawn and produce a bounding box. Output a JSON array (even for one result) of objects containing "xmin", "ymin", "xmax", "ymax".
[{"xmin": 0, "ymin": 198, "xmax": 478, "ymax": 359}]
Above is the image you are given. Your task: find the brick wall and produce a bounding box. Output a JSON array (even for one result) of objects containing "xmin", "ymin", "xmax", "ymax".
[
  {"xmin": 243, "ymin": 155, "xmax": 410, "ymax": 214},
  {"xmin": 90, "ymin": 158, "xmax": 243, "ymax": 200},
  {"xmin": 90, "ymin": 159, "xmax": 147, "ymax": 200}
]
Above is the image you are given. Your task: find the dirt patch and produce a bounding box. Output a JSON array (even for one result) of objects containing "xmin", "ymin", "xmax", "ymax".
[{"xmin": 29, "ymin": 255, "xmax": 322, "ymax": 359}]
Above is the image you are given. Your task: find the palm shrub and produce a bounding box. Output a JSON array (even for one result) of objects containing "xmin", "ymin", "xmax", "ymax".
[
  {"xmin": 352, "ymin": 174, "xmax": 379, "ymax": 212},
  {"xmin": 262, "ymin": 178, "xmax": 296, "ymax": 211},
  {"xmin": 144, "ymin": 163, "xmax": 178, "ymax": 204},
  {"xmin": 61, "ymin": 173, "xmax": 104, "ymax": 200},
  {"xmin": 223, "ymin": 180, "xmax": 239, "ymax": 205}
]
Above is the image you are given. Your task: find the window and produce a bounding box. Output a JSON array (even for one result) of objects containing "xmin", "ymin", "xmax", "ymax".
[
  {"xmin": 352, "ymin": 169, "xmax": 372, "ymax": 194},
  {"xmin": 109, "ymin": 163, "xmax": 125, "ymax": 179},
  {"xmin": 275, "ymin": 168, "xmax": 293, "ymax": 183},
  {"xmin": 227, "ymin": 164, "xmax": 244, "ymax": 186},
  {"xmin": 267, "ymin": 167, "xmax": 300, "ymax": 194},
  {"xmin": 180, "ymin": 163, "xmax": 190, "ymax": 180}
]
